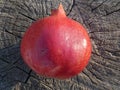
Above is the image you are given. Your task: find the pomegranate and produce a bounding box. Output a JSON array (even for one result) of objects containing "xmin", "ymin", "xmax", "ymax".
[{"xmin": 20, "ymin": 4, "xmax": 92, "ymax": 79}]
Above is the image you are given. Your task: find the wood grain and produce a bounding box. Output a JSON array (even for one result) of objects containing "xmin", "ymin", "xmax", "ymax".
[{"xmin": 0, "ymin": 0, "xmax": 120, "ymax": 90}]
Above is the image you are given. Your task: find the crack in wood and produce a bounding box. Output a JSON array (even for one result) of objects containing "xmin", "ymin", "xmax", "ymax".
[
  {"xmin": 0, "ymin": 57, "xmax": 9, "ymax": 63},
  {"xmin": 4, "ymin": 29, "xmax": 22, "ymax": 39},
  {"xmin": 0, "ymin": 64, "xmax": 15, "ymax": 75},
  {"xmin": 67, "ymin": 0, "xmax": 75, "ymax": 16},
  {"xmin": 91, "ymin": 0, "xmax": 108, "ymax": 12},
  {"xmin": 16, "ymin": 66, "xmax": 29, "ymax": 75},
  {"xmin": 24, "ymin": 70, "xmax": 32, "ymax": 83},
  {"xmin": 18, "ymin": 12, "xmax": 36, "ymax": 21},
  {"xmin": 105, "ymin": 8, "xmax": 120, "ymax": 16}
]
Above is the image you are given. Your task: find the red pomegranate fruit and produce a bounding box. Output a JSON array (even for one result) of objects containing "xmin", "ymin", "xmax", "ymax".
[{"xmin": 20, "ymin": 4, "xmax": 92, "ymax": 79}]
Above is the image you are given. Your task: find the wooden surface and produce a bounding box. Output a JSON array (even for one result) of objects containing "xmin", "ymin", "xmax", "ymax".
[{"xmin": 0, "ymin": 0, "xmax": 120, "ymax": 90}]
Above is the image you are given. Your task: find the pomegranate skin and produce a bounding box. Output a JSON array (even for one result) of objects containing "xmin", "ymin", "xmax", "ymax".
[{"xmin": 20, "ymin": 4, "xmax": 92, "ymax": 79}]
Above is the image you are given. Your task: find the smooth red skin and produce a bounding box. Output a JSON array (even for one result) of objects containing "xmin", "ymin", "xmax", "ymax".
[{"xmin": 21, "ymin": 15, "xmax": 92, "ymax": 79}]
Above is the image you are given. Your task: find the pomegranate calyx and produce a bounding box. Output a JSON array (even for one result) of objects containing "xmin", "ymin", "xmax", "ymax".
[{"xmin": 51, "ymin": 3, "xmax": 66, "ymax": 17}]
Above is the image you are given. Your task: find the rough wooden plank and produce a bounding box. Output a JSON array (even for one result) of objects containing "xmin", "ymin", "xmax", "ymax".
[{"xmin": 0, "ymin": 0, "xmax": 120, "ymax": 90}]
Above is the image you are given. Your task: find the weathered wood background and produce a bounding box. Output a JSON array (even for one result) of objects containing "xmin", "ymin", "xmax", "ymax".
[{"xmin": 0, "ymin": 0, "xmax": 120, "ymax": 90}]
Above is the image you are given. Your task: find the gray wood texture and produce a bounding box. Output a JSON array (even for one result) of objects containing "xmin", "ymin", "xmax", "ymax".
[{"xmin": 0, "ymin": 0, "xmax": 120, "ymax": 90}]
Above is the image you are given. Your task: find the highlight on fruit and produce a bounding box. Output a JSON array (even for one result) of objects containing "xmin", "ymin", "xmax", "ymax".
[{"xmin": 20, "ymin": 3, "xmax": 92, "ymax": 79}]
